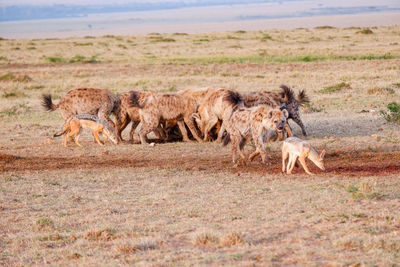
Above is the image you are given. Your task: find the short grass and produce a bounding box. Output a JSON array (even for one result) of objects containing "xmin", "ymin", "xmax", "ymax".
[{"xmin": 0, "ymin": 25, "xmax": 400, "ymax": 266}]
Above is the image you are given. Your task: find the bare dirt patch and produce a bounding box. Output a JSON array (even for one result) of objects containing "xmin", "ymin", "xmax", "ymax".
[{"xmin": 2, "ymin": 149, "xmax": 400, "ymax": 177}]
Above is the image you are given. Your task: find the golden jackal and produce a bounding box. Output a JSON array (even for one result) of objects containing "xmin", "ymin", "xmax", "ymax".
[
  {"xmin": 53, "ymin": 114, "xmax": 119, "ymax": 147},
  {"xmin": 282, "ymin": 137, "xmax": 325, "ymax": 175}
]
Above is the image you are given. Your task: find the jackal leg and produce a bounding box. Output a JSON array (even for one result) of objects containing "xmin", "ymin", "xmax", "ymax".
[
  {"xmin": 282, "ymin": 148, "xmax": 289, "ymax": 173},
  {"xmin": 299, "ymin": 155, "xmax": 313, "ymax": 175},
  {"xmin": 93, "ymin": 129, "xmax": 104, "ymax": 146},
  {"xmin": 287, "ymin": 154, "xmax": 298, "ymax": 174}
]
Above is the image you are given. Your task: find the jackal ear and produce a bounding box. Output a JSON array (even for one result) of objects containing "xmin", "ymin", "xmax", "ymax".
[
  {"xmin": 268, "ymin": 110, "xmax": 274, "ymax": 119},
  {"xmin": 319, "ymin": 149, "xmax": 326, "ymax": 160},
  {"xmin": 192, "ymin": 113, "xmax": 201, "ymax": 121},
  {"xmin": 282, "ymin": 109, "xmax": 289, "ymax": 119}
]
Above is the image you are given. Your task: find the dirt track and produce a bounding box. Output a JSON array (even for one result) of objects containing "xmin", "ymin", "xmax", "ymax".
[{"xmin": 1, "ymin": 150, "xmax": 400, "ymax": 176}]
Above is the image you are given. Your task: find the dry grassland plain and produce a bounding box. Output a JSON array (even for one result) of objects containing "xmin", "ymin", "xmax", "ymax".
[{"xmin": 0, "ymin": 25, "xmax": 400, "ymax": 266}]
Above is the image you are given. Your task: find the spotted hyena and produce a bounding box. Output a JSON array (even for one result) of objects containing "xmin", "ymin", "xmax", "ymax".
[
  {"xmin": 241, "ymin": 85, "xmax": 309, "ymax": 136},
  {"xmin": 113, "ymin": 90, "xmax": 166, "ymax": 141},
  {"xmin": 223, "ymin": 105, "xmax": 289, "ymax": 165},
  {"xmin": 42, "ymin": 88, "xmax": 117, "ymax": 129},
  {"xmin": 129, "ymin": 91, "xmax": 203, "ymax": 144},
  {"xmin": 192, "ymin": 88, "xmax": 244, "ymax": 142}
]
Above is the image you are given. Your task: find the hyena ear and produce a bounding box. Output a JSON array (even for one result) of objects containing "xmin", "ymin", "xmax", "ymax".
[
  {"xmin": 319, "ymin": 149, "xmax": 326, "ymax": 160},
  {"xmin": 268, "ymin": 110, "xmax": 274, "ymax": 119},
  {"xmin": 282, "ymin": 109, "xmax": 289, "ymax": 119},
  {"xmin": 192, "ymin": 113, "xmax": 201, "ymax": 121}
]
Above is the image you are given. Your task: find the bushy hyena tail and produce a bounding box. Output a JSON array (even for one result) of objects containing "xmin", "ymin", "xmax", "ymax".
[
  {"xmin": 279, "ymin": 85, "xmax": 295, "ymax": 103},
  {"xmin": 41, "ymin": 94, "xmax": 58, "ymax": 111},
  {"xmin": 297, "ymin": 90, "xmax": 310, "ymax": 106},
  {"xmin": 129, "ymin": 91, "xmax": 145, "ymax": 108},
  {"xmin": 223, "ymin": 90, "xmax": 243, "ymax": 107},
  {"xmin": 222, "ymin": 133, "xmax": 231, "ymax": 146}
]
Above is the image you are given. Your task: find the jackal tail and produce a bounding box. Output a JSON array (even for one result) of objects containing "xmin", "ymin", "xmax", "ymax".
[{"xmin": 53, "ymin": 122, "xmax": 70, "ymax": 138}]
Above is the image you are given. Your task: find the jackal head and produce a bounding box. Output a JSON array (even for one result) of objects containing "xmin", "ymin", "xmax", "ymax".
[
  {"xmin": 311, "ymin": 149, "xmax": 326, "ymax": 170},
  {"xmin": 103, "ymin": 127, "xmax": 119, "ymax": 145}
]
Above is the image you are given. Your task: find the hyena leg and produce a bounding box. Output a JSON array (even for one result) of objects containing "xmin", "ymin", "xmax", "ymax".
[
  {"xmin": 284, "ymin": 124, "xmax": 293, "ymax": 138},
  {"xmin": 176, "ymin": 120, "xmax": 191, "ymax": 142},
  {"xmin": 287, "ymin": 155, "xmax": 298, "ymax": 174},
  {"xmin": 299, "ymin": 155, "xmax": 313, "ymax": 175},
  {"xmin": 129, "ymin": 121, "xmax": 140, "ymax": 141},
  {"xmin": 203, "ymin": 116, "xmax": 219, "ymax": 142},
  {"xmin": 116, "ymin": 114, "xmax": 130, "ymax": 141},
  {"xmin": 291, "ymin": 116, "xmax": 307, "ymax": 136},
  {"xmin": 184, "ymin": 116, "xmax": 203, "ymax": 142},
  {"xmin": 250, "ymin": 134, "xmax": 267, "ymax": 163},
  {"xmin": 98, "ymin": 109, "xmax": 115, "ymax": 129},
  {"xmin": 138, "ymin": 119, "xmax": 158, "ymax": 145},
  {"xmin": 230, "ymin": 135, "xmax": 241, "ymax": 164},
  {"xmin": 216, "ymin": 121, "xmax": 226, "ymax": 143}
]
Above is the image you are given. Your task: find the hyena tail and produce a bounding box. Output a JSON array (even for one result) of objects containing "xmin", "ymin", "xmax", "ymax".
[
  {"xmin": 279, "ymin": 85, "xmax": 295, "ymax": 103},
  {"xmin": 41, "ymin": 94, "xmax": 58, "ymax": 111},
  {"xmin": 222, "ymin": 133, "xmax": 231, "ymax": 146},
  {"xmin": 223, "ymin": 90, "xmax": 243, "ymax": 108},
  {"xmin": 129, "ymin": 91, "xmax": 146, "ymax": 108},
  {"xmin": 297, "ymin": 90, "xmax": 310, "ymax": 106}
]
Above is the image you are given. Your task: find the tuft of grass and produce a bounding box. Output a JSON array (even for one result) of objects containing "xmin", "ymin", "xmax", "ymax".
[
  {"xmin": 0, "ymin": 56, "xmax": 8, "ymax": 61},
  {"xmin": 0, "ymin": 37, "xmax": 6, "ymax": 40},
  {"xmin": 0, "ymin": 73, "xmax": 32, "ymax": 82},
  {"xmin": 149, "ymin": 36, "xmax": 176, "ymax": 43},
  {"xmin": 220, "ymin": 232, "xmax": 245, "ymax": 247},
  {"xmin": 235, "ymin": 30, "xmax": 246, "ymax": 34},
  {"xmin": 367, "ymin": 87, "xmax": 395, "ymax": 95},
  {"xmin": 73, "ymin": 42, "xmax": 93, "ymax": 46},
  {"xmin": 47, "ymin": 56, "xmax": 65, "ymax": 63},
  {"xmin": 134, "ymin": 238, "xmax": 157, "ymax": 251},
  {"xmin": 193, "ymin": 232, "xmax": 219, "ymax": 246},
  {"xmin": 319, "ymin": 82, "xmax": 351, "ymax": 93},
  {"xmin": 261, "ymin": 33, "xmax": 273, "ymax": 41},
  {"xmin": 314, "ymin": 25, "xmax": 336, "ymax": 30},
  {"xmin": 357, "ymin": 28, "xmax": 374, "ymax": 34},
  {"xmin": 380, "ymin": 102, "xmax": 400, "ymax": 123},
  {"xmin": 85, "ymin": 227, "xmax": 115, "ymax": 241},
  {"xmin": 68, "ymin": 55, "xmax": 99, "ymax": 63},
  {"xmin": 36, "ymin": 217, "xmax": 54, "ymax": 230},
  {"xmin": 173, "ymin": 32, "xmax": 188, "ymax": 36}
]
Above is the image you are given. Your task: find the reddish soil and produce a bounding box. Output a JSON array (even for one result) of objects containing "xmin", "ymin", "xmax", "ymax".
[{"xmin": 1, "ymin": 150, "xmax": 400, "ymax": 176}]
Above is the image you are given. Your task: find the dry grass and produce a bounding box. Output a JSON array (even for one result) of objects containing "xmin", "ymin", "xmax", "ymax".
[{"xmin": 0, "ymin": 25, "xmax": 400, "ymax": 266}]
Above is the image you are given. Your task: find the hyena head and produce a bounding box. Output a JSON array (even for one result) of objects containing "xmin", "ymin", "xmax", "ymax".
[{"xmin": 263, "ymin": 108, "xmax": 289, "ymax": 133}]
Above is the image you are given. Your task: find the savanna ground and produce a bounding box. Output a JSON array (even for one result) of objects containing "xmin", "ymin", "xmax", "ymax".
[{"xmin": 0, "ymin": 25, "xmax": 400, "ymax": 266}]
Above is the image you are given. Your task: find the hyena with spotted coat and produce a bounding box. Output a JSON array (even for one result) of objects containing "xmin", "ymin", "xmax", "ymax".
[
  {"xmin": 129, "ymin": 91, "xmax": 203, "ymax": 144},
  {"xmin": 114, "ymin": 90, "xmax": 165, "ymax": 141},
  {"xmin": 241, "ymin": 85, "xmax": 309, "ymax": 136},
  {"xmin": 223, "ymin": 105, "xmax": 289, "ymax": 165},
  {"xmin": 193, "ymin": 88, "xmax": 244, "ymax": 142},
  {"xmin": 42, "ymin": 88, "xmax": 117, "ymax": 129}
]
